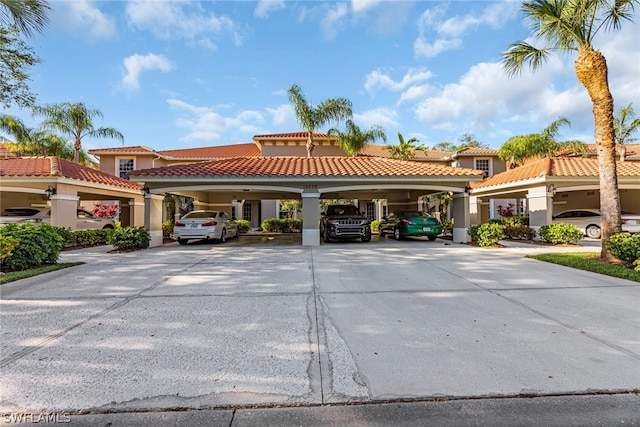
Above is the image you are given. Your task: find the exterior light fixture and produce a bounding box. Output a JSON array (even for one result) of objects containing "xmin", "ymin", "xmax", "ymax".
[{"xmin": 44, "ymin": 185, "xmax": 56, "ymax": 199}]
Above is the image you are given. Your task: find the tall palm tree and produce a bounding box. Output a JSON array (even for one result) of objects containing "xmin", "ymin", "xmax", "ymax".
[
  {"xmin": 327, "ymin": 120, "xmax": 386, "ymax": 157},
  {"xmin": 502, "ymin": 0, "xmax": 638, "ymax": 260},
  {"xmin": 33, "ymin": 102, "xmax": 124, "ymax": 163},
  {"xmin": 287, "ymin": 84, "xmax": 352, "ymax": 157},
  {"xmin": 614, "ymin": 103, "xmax": 640, "ymax": 158},
  {"xmin": 0, "ymin": 0, "xmax": 50, "ymax": 37},
  {"xmin": 498, "ymin": 117, "xmax": 586, "ymax": 167},
  {"xmin": 385, "ymin": 132, "xmax": 424, "ymax": 161}
]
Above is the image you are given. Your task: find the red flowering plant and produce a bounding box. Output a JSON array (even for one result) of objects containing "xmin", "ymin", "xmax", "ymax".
[
  {"xmin": 92, "ymin": 202, "xmax": 119, "ymax": 218},
  {"xmin": 497, "ymin": 203, "xmax": 515, "ymax": 218}
]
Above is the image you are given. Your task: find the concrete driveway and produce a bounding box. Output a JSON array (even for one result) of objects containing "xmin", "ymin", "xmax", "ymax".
[{"xmin": 1, "ymin": 236, "xmax": 639, "ymax": 415}]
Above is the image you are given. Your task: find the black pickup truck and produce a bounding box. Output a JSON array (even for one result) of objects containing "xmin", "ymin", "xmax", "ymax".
[{"xmin": 320, "ymin": 204, "xmax": 371, "ymax": 243}]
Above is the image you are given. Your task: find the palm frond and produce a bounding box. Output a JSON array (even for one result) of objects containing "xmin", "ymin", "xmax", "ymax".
[{"xmin": 502, "ymin": 42, "xmax": 550, "ymax": 76}]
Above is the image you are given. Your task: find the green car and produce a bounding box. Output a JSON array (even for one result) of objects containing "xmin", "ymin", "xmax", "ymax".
[{"xmin": 379, "ymin": 211, "xmax": 443, "ymax": 241}]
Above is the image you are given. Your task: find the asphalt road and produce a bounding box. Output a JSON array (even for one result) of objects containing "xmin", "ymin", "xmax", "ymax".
[{"xmin": 1, "ymin": 235, "xmax": 639, "ymax": 425}]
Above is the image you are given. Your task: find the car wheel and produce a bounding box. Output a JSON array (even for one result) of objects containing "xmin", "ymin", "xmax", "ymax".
[
  {"xmin": 102, "ymin": 225, "xmax": 114, "ymax": 230},
  {"xmin": 379, "ymin": 227, "xmax": 385, "ymax": 237},
  {"xmin": 362, "ymin": 232, "xmax": 371, "ymax": 243},
  {"xmin": 393, "ymin": 227, "xmax": 402, "ymax": 240},
  {"xmin": 586, "ymin": 225, "xmax": 601, "ymax": 239},
  {"xmin": 177, "ymin": 238, "xmax": 188, "ymax": 245},
  {"xmin": 427, "ymin": 235, "xmax": 437, "ymax": 241}
]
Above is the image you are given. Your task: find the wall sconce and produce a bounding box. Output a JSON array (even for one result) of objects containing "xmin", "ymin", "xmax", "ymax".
[
  {"xmin": 44, "ymin": 185, "xmax": 56, "ymax": 199},
  {"xmin": 141, "ymin": 185, "xmax": 150, "ymax": 196},
  {"xmin": 547, "ymin": 184, "xmax": 557, "ymax": 196}
]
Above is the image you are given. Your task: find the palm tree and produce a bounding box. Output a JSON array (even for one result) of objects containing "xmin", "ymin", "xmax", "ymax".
[
  {"xmin": 327, "ymin": 120, "xmax": 386, "ymax": 157},
  {"xmin": 498, "ymin": 117, "xmax": 586, "ymax": 168},
  {"xmin": 614, "ymin": 103, "xmax": 640, "ymax": 160},
  {"xmin": 287, "ymin": 84, "xmax": 352, "ymax": 157},
  {"xmin": 33, "ymin": 102, "xmax": 124, "ymax": 164},
  {"xmin": 0, "ymin": 0, "xmax": 50, "ymax": 37},
  {"xmin": 385, "ymin": 132, "xmax": 425, "ymax": 161},
  {"xmin": 502, "ymin": 0, "xmax": 638, "ymax": 260}
]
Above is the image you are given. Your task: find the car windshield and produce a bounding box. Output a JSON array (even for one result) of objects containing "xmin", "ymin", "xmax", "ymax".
[
  {"xmin": 183, "ymin": 211, "xmax": 217, "ymax": 219},
  {"xmin": 327, "ymin": 205, "xmax": 359, "ymax": 215}
]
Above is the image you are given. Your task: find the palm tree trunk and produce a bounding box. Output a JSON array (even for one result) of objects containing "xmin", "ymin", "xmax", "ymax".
[
  {"xmin": 574, "ymin": 44, "xmax": 621, "ymax": 261},
  {"xmin": 73, "ymin": 137, "xmax": 81, "ymax": 163}
]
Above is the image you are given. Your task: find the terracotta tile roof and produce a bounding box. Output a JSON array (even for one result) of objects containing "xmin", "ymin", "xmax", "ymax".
[
  {"xmin": 130, "ymin": 156, "xmax": 485, "ymax": 178},
  {"xmin": 254, "ymin": 132, "xmax": 331, "ymax": 140},
  {"xmin": 0, "ymin": 157, "xmax": 143, "ymax": 190},
  {"xmin": 88, "ymin": 146, "xmax": 156, "ymax": 155},
  {"xmin": 472, "ymin": 157, "xmax": 640, "ymax": 189},
  {"xmin": 157, "ymin": 143, "xmax": 260, "ymax": 159},
  {"xmin": 455, "ymin": 147, "xmax": 499, "ymax": 156},
  {"xmin": 360, "ymin": 145, "xmax": 452, "ymax": 161}
]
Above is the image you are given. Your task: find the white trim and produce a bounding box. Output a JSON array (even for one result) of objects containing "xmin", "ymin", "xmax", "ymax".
[{"xmin": 50, "ymin": 194, "xmax": 80, "ymax": 202}]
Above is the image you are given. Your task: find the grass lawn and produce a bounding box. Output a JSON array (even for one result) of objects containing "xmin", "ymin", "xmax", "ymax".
[
  {"xmin": 0, "ymin": 262, "xmax": 84, "ymax": 285},
  {"xmin": 527, "ymin": 252, "xmax": 640, "ymax": 282}
]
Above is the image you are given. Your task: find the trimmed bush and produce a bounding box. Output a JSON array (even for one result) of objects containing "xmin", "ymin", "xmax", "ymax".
[
  {"xmin": 72, "ymin": 229, "xmax": 112, "ymax": 247},
  {"xmin": 0, "ymin": 235, "xmax": 19, "ymax": 261},
  {"xmin": 370, "ymin": 219, "xmax": 380, "ymax": 233},
  {"xmin": 539, "ymin": 223, "xmax": 584, "ymax": 244},
  {"xmin": 605, "ymin": 232, "xmax": 640, "ymax": 270},
  {"xmin": 260, "ymin": 218, "xmax": 302, "ymax": 233},
  {"xmin": 235, "ymin": 219, "xmax": 251, "ymax": 233},
  {"xmin": 503, "ymin": 224, "xmax": 536, "ymax": 240},
  {"xmin": 108, "ymin": 226, "xmax": 150, "ymax": 251},
  {"xmin": 474, "ymin": 223, "xmax": 505, "ymax": 247},
  {"xmin": 0, "ymin": 223, "xmax": 64, "ymax": 271}
]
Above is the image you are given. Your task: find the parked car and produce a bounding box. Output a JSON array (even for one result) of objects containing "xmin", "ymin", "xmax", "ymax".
[
  {"xmin": 552, "ymin": 208, "xmax": 640, "ymax": 239},
  {"xmin": 173, "ymin": 210, "xmax": 238, "ymax": 244},
  {"xmin": 0, "ymin": 207, "xmax": 115, "ymax": 230},
  {"xmin": 320, "ymin": 204, "xmax": 371, "ymax": 243},
  {"xmin": 379, "ymin": 210, "xmax": 443, "ymax": 241}
]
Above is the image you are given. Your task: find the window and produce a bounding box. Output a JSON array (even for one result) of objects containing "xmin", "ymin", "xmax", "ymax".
[
  {"xmin": 243, "ymin": 203, "xmax": 252, "ymax": 221},
  {"xmin": 474, "ymin": 159, "xmax": 490, "ymax": 176},
  {"xmin": 118, "ymin": 158, "xmax": 135, "ymax": 179},
  {"xmin": 366, "ymin": 202, "xmax": 375, "ymax": 221}
]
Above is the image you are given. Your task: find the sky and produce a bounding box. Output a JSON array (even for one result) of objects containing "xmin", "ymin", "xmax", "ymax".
[{"xmin": 4, "ymin": 0, "xmax": 640, "ymax": 153}]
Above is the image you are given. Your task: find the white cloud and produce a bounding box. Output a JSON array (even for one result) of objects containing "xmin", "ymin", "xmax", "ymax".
[
  {"xmin": 254, "ymin": 0, "xmax": 286, "ymax": 19},
  {"xmin": 167, "ymin": 100, "xmax": 265, "ymax": 142},
  {"xmin": 57, "ymin": 0, "xmax": 116, "ymax": 39},
  {"xmin": 266, "ymin": 105, "xmax": 293, "ymax": 126},
  {"xmin": 125, "ymin": 0, "xmax": 242, "ymax": 48},
  {"xmin": 320, "ymin": 3, "xmax": 349, "ymax": 41},
  {"xmin": 413, "ymin": 37, "xmax": 462, "ymax": 58},
  {"xmin": 351, "ymin": 0, "xmax": 382, "ymax": 14},
  {"xmin": 354, "ymin": 108, "xmax": 399, "ymax": 129},
  {"xmin": 398, "ymin": 84, "xmax": 433, "ymax": 105},
  {"xmin": 121, "ymin": 54, "xmax": 175, "ymax": 92},
  {"xmin": 365, "ymin": 68, "xmax": 433, "ymax": 92}
]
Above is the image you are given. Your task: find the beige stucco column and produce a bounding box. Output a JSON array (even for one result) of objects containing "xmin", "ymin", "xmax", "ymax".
[
  {"xmin": 527, "ymin": 185, "xmax": 554, "ymax": 235},
  {"xmin": 129, "ymin": 199, "xmax": 145, "ymax": 227},
  {"xmin": 469, "ymin": 195, "xmax": 483, "ymax": 226},
  {"xmin": 301, "ymin": 192, "xmax": 320, "ymax": 246},
  {"xmin": 50, "ymin": 194, "xmax": 79, "ymax": 230},
  {"xmin": 451, "ymin": 192, "xmax": 470, "ymax": 243},
  {"xmin": 144, "ymin": 194, "xmax": 164, "ymax": 247}
]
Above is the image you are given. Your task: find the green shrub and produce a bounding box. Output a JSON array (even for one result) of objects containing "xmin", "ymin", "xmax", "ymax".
[
  {"xmin": 539, "ymin": 223, "xmax": 584, "ymax": 244},
  {"xmin": 53, "ymin": 227, "xmax": 74, "ymax": 247},
  {"xmin": 72, "ymin": 229, "xmax": 112, "ymax": 247},
  {"xmin": 162, "ymin": 219, "xmax": 174, "ymax": 240},
  {"xmin": 503, "ymin": 224, "xmax": 536, "ymax": 240},
  {"xmin": 0, "ymin": 223, "xmax": 64, "ymax": 271},
  {"xmin": 260, "ymin": 218, "xmax": 302, "ymax": 233},
  {"xmin": 474, "ymin": 223, "xmax": 505, "ymax": 247},
  {"xmin": 605, "ymin": 232, "xmax": 640, "ymax": 269},
  {"xmin": 441, "ymin": 218, "xmax": 454, "ymax": 235},
  {"xmin": 108, "ymin": 226, "xmax": 150, "ymax": 251},
  {"xmin": 503, "ymin": 215, "xmax": 529, "ymax": 226},
  {"xmin": 468, "ymin": 224, "xmax": 481, "ymax": 242},
  {"xmin": 0, "ymin": 235, "xmax": 19, "ymax": 261},
  {"xmin": 370, "ymin": 219, "xmax": 380, "ymax": 233},
  {"xmin": 235, "ymin": 219, "xmax": 251, "ymax": 233}
]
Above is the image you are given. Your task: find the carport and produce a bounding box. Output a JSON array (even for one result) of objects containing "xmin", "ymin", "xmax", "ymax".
[
  {"xmin": 128, "ymin": 156, "xmax": 485, "ymax": 247},
  {"xmin": 469, "ymin": 157, "xmax": 640, "ymax": 230},
  {"xmin": 0, "ymin": 157, "xmax": 146, "ymax": 229}
]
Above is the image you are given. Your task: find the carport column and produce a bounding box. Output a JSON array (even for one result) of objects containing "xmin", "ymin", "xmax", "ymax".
[
  {"xmin": 451, "ymin": 191, "xmax": 470, "ymax": 243},
  {"xmin": 128, "ymin": 199, "xmax": 145, "ymax": 227},
  {"xmin": 301, "ymin": 191, "xmax": 320, "ymax": 246},
  {"xmin": 469, "ymin": 195, "xmax": 482, "ymax": 226},
  {"xmin": 144, "ymin": 194, "xmax": 164, "ymax": 248},
  {"xmin": 527, "ymin": 185, "xmax": 554, "ymax": 236},
  {"xmin": 50, "ymin": 194, "xmax": 79, "ymax": 230}
]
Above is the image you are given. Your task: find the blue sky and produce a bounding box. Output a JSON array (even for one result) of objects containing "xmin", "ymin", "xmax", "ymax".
[{"xmin": 5, "ymin": 0, "xmax": 640, "ymax": 152}]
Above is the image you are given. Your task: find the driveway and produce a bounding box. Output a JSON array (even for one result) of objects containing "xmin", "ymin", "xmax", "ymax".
[{"xmin": 1, "ymin": 236, "xmax": 639, "ymax": 414}]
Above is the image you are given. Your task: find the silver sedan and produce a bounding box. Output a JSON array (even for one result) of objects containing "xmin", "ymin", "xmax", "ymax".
[{"xmin": 173, "ymin": 210, "xmax": 238, "ymax": 244}]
